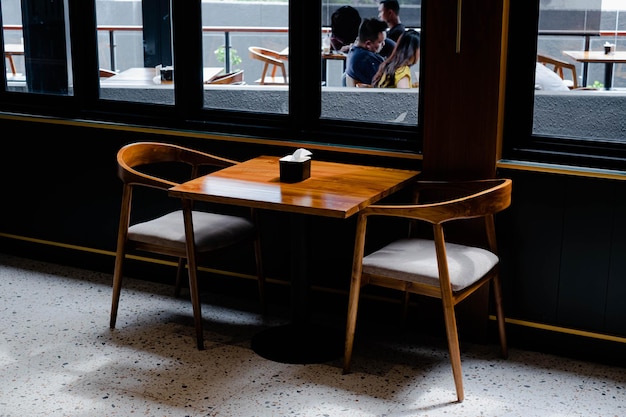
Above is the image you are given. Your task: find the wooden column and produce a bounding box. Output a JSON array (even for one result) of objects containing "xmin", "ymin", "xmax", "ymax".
[{"xmin": 421, "ymin": 0, "xmax": 509, "ymax": 180}]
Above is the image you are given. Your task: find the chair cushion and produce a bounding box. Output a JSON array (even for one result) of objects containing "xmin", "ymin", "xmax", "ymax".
[
  {"xmin": 362, "ymin": 238, "xmax": 498, "ymax": 292},
  {"xmin": 128, "ymin": 210, "xmax": 255, "ymax": 252}
]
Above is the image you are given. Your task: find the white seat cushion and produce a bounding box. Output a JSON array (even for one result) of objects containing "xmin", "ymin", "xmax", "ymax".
[
  {"xmin": 362, "ymin": 238, "xmax": 498, "ymax": 292},
  {"xmin": 128, "ymin": 210, "xmax": 255, "ymax": 252}
]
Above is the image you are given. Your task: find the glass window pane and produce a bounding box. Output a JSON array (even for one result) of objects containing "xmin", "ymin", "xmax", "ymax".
[
  {"xmin": 97, "ymin": 0, "xmax": 174, "ymax": 104},
  {"xmin": 533, "ymin": 0, "xmax": 626, "ymax": 142},
  {"xmin": 3, "ymin": 0, "xmax": 73, "ymax": 95},
  {"xmin": 201, "ymin": 1, "xmax": 289, "ymax": 113},
  {"xmin": 320, "ymin": 0, "xmax": 422, "ymax": 126}
]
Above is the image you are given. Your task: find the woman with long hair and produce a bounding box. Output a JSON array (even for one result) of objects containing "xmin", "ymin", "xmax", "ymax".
[{"xmin": 372, "ymin": 29, "xmax": 420, "ymax": 88}]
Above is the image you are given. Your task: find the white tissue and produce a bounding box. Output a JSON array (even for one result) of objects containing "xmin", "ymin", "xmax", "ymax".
[{"xmin": 280, "ymin": 148, "xmax": 312, "ymax": 162}]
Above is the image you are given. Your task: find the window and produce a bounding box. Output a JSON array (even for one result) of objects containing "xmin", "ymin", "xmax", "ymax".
[
  {"xmin": 504, "ymin": 0, "xmax": 626, "ymax": 171},
  {"xmin": 201, "ymin": 2, "xmax": 289, "ymax": 113},
  {"xmin": 0, "ymin": 0, "xmax": 424, "ymax": 154},
  {"xmin": 96, "ymin": 0, "xmax": 172, "ymax": 104},
  {"xmin": 3, "ymin": 0, "xmax": 73, "ymax": 95},
  {"xmin": 533, "ymin": 0, "xmax": 626, "ymax": 142},
  {"xmin": 320, "ymin": 0, "xmax": 422, "ymax": 126}
]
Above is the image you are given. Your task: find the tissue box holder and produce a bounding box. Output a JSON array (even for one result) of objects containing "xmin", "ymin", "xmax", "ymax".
[{"xmin": 280, "ymin": 158, "xmax": 311, "ymax": 182}]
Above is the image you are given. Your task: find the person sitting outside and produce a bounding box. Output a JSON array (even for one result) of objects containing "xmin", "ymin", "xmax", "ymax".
[
  {"xmin": 330, "ymin": 5, "xmax": 362, "ymax": 53},
  {"xmin": 378, "ymin": 0, "xmax": 406, "ymax": 42},
  {"xmin": 372, "ymin": 29, "xmax": 420, "ymax": 88},
  {"xmin": 345, "ymin": 18, "xmax": 393, "ymax": 86}
]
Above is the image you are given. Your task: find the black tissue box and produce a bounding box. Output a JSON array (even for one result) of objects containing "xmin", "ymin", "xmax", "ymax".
[
  {"xmin": 160, "ymin": 66, "xmax": 174, "ymax": 81},
  {"xmin": 279, "ymin": 158, "xmax": 311, "ymax": 182}
]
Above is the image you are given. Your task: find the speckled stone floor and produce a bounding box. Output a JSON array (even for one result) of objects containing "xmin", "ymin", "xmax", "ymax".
[{"xmin": 0, "ymin": 253, "xmax": 625, "ymax": 417}]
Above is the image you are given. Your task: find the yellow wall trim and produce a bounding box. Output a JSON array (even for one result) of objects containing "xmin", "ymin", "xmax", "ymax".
[
  {"xmin": 2, "ymin": 231, "xmax": 624, "ymax": 345},
  {"xmin": 0, "ymin": 112, "xmax": 422, "ymax": 161},
  {"xmin": 498, "ymin": 159, "xmax": 626, "ymax": 180}
]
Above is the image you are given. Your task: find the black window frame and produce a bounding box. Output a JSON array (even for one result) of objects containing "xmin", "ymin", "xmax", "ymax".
[
  {"xmin": 0, "ymin": 0, "xmax": 423, "ymax": 155},
  {"xmin": 503, "ymin": 0, "xmax": 626, "ymax": 172}
]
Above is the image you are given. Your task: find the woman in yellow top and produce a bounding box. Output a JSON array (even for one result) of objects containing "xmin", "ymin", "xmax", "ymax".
[{"xmin": 372, "ymin": 29, "xmax": 420, "ymax": 88}]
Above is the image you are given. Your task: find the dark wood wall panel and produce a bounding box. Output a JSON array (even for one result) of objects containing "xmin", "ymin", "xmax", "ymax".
[
  {"xmin": 500, "ymin": 169, "xmax": 626, "ymax": 338},
  {"xmin": 498, "ymin": 171, "xmax": 564, "ymax": 322},
  {"xmin": 559, "ymin": 177, "xmax": 614, "ymax": 330},
  {"xmin": 606, "ymin": 187, "xmax": 626, "ymax": 335}
]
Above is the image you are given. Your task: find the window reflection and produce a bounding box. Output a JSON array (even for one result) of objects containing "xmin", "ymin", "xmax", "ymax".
[
  {"xmin": 201, "ymin": 2, "xmax": 289, "ymax": 113},
  {"xmin": 533, "ymin": 0, "xmax": 626, "ymax": 141},
  {"xmin": 3, "ymin": 0, "xmax": 72, "ymax": 95},
  {"xmin": 97, "ymin": 0, "xmax": 174, "ymax": 104},
  {"xmin": 320, "ymin": 0, "xmax": 422, "ymax": 125}
]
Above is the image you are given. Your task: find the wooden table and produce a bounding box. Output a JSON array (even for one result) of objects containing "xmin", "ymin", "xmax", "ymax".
[
  {"xmin": 279, "ymin": 47, "xmax": 346, "ymax": 84},
  {"xmin": 563, "ymin": 50, "xmax": 626, "ymax": 89},
  {"xmin": 101, "ymin": 67, "xmax": 224, "ymax": 86},
  {"xmin": 169, "ymin": 155, "xmax": 419, "ymax": 363},
  {"xmin": 4, "ymin": 43, "xmax": 24, "ymax": 76}
]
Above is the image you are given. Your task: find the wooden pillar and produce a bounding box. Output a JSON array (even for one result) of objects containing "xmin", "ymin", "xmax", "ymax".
[{"xmin": 420, "ymin": 0, "xmax": 509, "ymax": 180}]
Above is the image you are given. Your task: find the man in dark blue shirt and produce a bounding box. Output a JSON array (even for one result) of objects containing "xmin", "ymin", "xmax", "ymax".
[{"xmin": 344, "ymin": 18, "xmax": 395, "ymax": 86}]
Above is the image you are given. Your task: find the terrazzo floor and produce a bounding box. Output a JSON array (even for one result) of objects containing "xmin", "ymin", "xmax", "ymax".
[{"xmin": 1, "ymin": 253, "xmax": 625, "ymax": 417}]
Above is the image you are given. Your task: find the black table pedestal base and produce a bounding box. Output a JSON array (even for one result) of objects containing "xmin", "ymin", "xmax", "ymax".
[{"xmin": 251, "ymin": 322, "xmax": 345, "ymax": 364}]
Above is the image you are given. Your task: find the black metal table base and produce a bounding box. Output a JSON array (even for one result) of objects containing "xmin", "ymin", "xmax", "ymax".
[
  {"xmin": 251, "ymin": 213, "xmax": 344, "ymax": 364},
  {"xmin": 251, "ymin": 322, "xmax": 344, "ymax": 364}
]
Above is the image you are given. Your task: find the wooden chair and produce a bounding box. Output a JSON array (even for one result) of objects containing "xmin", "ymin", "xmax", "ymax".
[
  {"xmin": 537, "ymin": 54, "xmax": 578, "ymax": 89},
  {"xmin": 205, "ymin": 69, "xmax": 245, "ymax": 85},
  {"xmin": 343, "ymin": 178, "xmax": 513, "ymax": 402},
  {"xmin": 110, "ymin": 141, "xmax": 265, "ymax": 350},
  {"xmin": 99, "ymin": 68, "xmax": 117, "ymax": 78},
  {"xmin": 345, "ymin": 74, "xmax": 358, "ymax": 87},
  {"xmin": 248, "ymin": 46, "xmax": 288, "ymax": 85}
]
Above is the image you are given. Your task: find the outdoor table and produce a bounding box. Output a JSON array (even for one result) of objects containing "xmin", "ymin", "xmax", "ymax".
[
  {"xmin": 563, "ymin": 50, "xmax": 626, "ymax": 90},
  {"xmin": 101, "ymin": 67, "xmax": 224, "ymax": 86}
]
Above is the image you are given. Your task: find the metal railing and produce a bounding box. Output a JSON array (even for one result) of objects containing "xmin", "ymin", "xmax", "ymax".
[
  {"xmin": 97, "ymin": 25, "xmax": 291, "ymax": 73},
  {"xmin": 2, "ymin": 24, "xmax": 291, "ymax": 74},
  {"xmin": 538, "ymin": 30, "xmax": 626, "ymax": 87},
  {"xmin": 4, "ymin": 25, "xmax": 626, "ymax": 82}
]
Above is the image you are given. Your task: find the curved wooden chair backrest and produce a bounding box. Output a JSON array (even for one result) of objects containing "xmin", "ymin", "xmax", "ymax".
[
  {"xmin": 248, "ymin": 46, "xmax": 288, "ymax": 85},
  {"xmin": 99, "ymin": 68, "xmax": 117, "ymax": 78},
  {"xmin": 205, "ymin": 69, "xmax": 245, "ymax": 85},
  {"xmin": 117, "ymin": 141, "xmax": 237, "ymax": 190},
  {"xmin": 537, "ymin": 54, "xmax": 578, "ymax": 89}
]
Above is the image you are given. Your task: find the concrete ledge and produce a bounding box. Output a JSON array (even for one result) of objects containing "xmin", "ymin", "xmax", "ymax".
[
  {"xmin": 9, "ymin": 81, "xmax": 626, "ymax": 137},
  {"xmin": 533, "ymin": 90, "xmax": 626, "ymax": 140}
]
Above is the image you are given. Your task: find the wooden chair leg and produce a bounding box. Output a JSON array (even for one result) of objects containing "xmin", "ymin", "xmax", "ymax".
[
  {"xmin": 260, "ymin": 63, "xmax": 269, "ymax": 85},
  {"xmin": 174, "ymin": 257, "xmax": 185, "ymax": 298},
  {"xmin": 442, "ymin": 301, "xmax": 465, "ymax": 403},
  {"xmin": 492, "ymin": 275, "xmax": 508, "ymax": 359},
  {"xmin": 343, "ymin": 270, "xmax": 364, "ymax": 374},
  {"xmin": 110, "ymin": 254, "xmax": 124, "ymax": 329},
  {"xmin": 7, "ymin": 56, "xmax": 16, "ymax": 75},
  {"xmin": 401, "ymin": 290, "xmax": 410, "ymax": 323},
  {"xmin": 182, "ymin": 204, "xmax": 204, "ymax": 350}
]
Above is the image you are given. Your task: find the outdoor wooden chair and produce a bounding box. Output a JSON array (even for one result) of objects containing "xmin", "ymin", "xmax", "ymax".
[
  {"xmin": 537, "ymin": 54, "xmax": 578, "ymax": 89},
  {"xmin": 248, "ymin": 46, "xmax": 288, "ymax": 85},
  {"xmin": 99, "ymin": 68, "xmax": 117, "ymax": 78},
  {"xmin": 110, "ymin": 141, "xmax": 265, "ymax": 350},
  {"xmin": 205, "ymin": 69, "xmax": 245, "ymax": 85},
  {"xmin": 343, "ymin": 178, "xmax": 512, "ymax": 402}
]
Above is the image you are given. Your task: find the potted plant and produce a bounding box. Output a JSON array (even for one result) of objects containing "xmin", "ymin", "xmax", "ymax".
[{"xmin": 214, "ymin": 45, "xmax": 242, "ymax": 69}]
